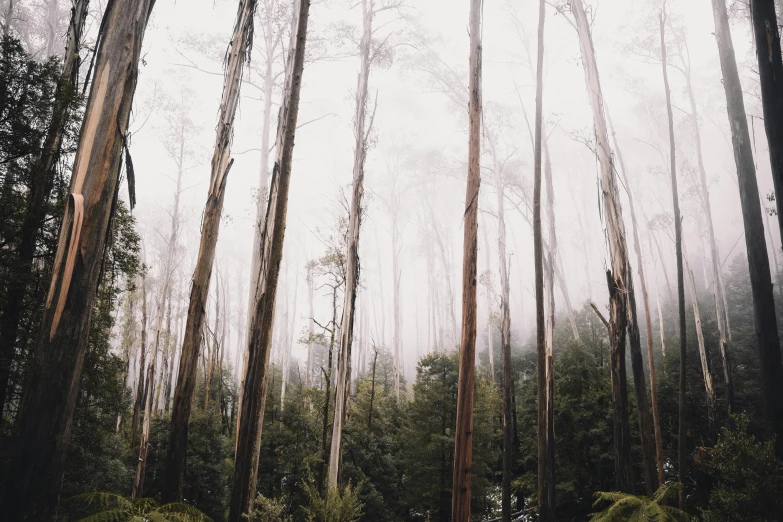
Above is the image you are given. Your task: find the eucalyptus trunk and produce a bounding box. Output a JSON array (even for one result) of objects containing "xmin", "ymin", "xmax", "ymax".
[{"xmin": 0, "ymin": 0, "xmax": 156, "ymax": 516}]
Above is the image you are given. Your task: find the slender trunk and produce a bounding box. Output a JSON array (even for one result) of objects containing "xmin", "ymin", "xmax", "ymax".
[
  {"xmin": 368, "ymin": 348, "xmax": 377, "ymax": 431},
  {"xmin": 0, "ymin": 0, "xmax": 155, "ymax": 516},
  {"xmin": 0, "ymin": 0, "xmax": 89, "ymax": 418},
  {"xmin": 712, "ymin": 0, "xmax": 783, "ymax": 460},
  {"xmin": 281, "ymin": 270, "xmax": 298, "ymax": 411},
  {"xmin": 451, "ymin": 0, "xmax": 481, "ymax": 518},
  {"xmin": 683, "ymin": 52, "xmax": 734, "ymax": 416},
  {"xmin": 227, "ymin": 2, "xmax": 309, "ymax": 517},
  {"xmin": 659, "ymin": 10, "xmax": 688, "ymax": 508},
  {"xmin": 320, "ymin": 288, "xmax": 338, "ymax": 491},
  {"xmin": 487, "ymin": 135, "xmax": 513, "ymax": 521},
  {"xmin": 607, "ymin": 107, "xmax": 660, "ymax": 493},
  {"xmin": 482, "ymin": 221, "xmax": 495, "ymax": 380},
  {"xmin": 329, "ymin": 0, "xmax": 372, "ymax": 488},
  {"xmin": 164, "ymin": 291, "xmax": 174, "ymax": 413},
  {"xmin": 132, "ymin": 277, "xmax": 148, "ymax": 447},
  {"xmin": 684, "ymin": 249, "xmax": 717, "ymax": 425},
  {"xmin": 306, "ymin": 265, "xmax": 315, "ymax": 387},
  {"xmin": 206, "ymin": 273, "xmax": 220, "ymax": 411},
  {"xmin": 533, "ymin": 0, "xmax": 551, "ymax": 518},
  {"xmin": 392, "ymin": 206, "xmax": 402, "ymax": 399},
  {"xmin": 132, "ymin": 304, "xmax": 161, "ymax": 499},
  {"xmin": 3, "ymin": 0, "xmax": 12, "ymax": 37}
]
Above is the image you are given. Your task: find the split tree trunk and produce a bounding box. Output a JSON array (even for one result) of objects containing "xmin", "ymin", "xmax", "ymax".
[
  {"xmin": 570, "ymin": 0, "xmax": 633, "ymax": 492},
  {"xmin": 0, "ymin": 0, "xmax": 156, "ymax": 517},
  {"xmin": 711, "ymin": 0, "xmax": 783, "ymax": 460},
  {"xmin": 329, "ymin": 0, "xmax": 373, "ymax": 487},
  {"xmin": 607, "ymin": 107, "xmax": 661, "ymax": 492},
  {"xmin": 451, "ymin": 0, "xmax": 481, "ymax": 518},
  {"xmin": 162, "ymin": 0, "xmax": 257, "ymax": 502},
  {"xmin": 228, "ymin": 1, "xmax": 310, "ymax": 518},
  {"xmin": 533, "ymin": 0, "xmax": 552, "ymax": 518},
  {"xmin": 0, "ymin": 0, "xmax": 89, "ymax": 418}
]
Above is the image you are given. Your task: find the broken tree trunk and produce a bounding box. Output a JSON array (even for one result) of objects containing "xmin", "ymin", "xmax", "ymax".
[
  {"xmin": 163, "ymin": 0, "xmax": 257, "ymax": 502},
  {"xmin": 451, "ymin": 0, "xmax": 481, "ymax": 518},
  {"xmin": 329, "ymin": 0, "xmax": 374, "ymax": 488},
  {"xmin": 607, "ymin": 106, "xmax": 661, "ymax": 493},
  {"xmin": 0, "ymin": 0, "xmax": 156, "ymax": 517},
  {"xmin": 132, "ymin": 275, "xmax": 148, "ymax": 448},
  {"xmin": 0, "ymin": 0, "xmax": 90, "ymax": 416},
  {"xmin": 228, "ymin": 1, "xmax": 310, "ymax": 518},
  {"xmin": 569, "ymin": 0, "xmax": 634, "ymax": 492}
]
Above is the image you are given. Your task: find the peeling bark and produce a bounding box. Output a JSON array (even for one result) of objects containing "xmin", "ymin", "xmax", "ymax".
[
  {"xmin": 164, "ymin": 0, "xmax": 257, "ymax": 502},
  {"xmin": 451, "ymin": 0, "xmax": 481, "ymax": 518},
  {"xmin": 0, "ymin": 0, "xmax": 156, "ymax": 516},
  {"xmin": 228, "ymin": 1, "xmax": 310, "ymax": 518}
]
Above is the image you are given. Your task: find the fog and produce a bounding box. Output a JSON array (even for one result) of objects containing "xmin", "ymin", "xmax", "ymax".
[{"xmin": 15, "ymin": 0, "xmax": 775, "ymax": 386}]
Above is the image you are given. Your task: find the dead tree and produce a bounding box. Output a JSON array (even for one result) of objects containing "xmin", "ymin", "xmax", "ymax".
[
  {"xmin": 228, "ymin": 0, "xmax": 310, "ymax": 518},
  {"xmin": 163, "ymin": 0, "xmax": 258, "ymax": 502},
  {"xmin": 0, "ymin": 0, "xmax": 156, "ymax": 517},
  {"xmin": 450, "ymin": 0, "xmax": 481, "ymax": 518}
]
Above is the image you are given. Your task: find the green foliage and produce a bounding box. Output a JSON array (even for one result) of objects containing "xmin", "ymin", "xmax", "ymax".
[
  {"xmin": 61, "ymin": 491, "xmax": 211, "ymax": 522},
  {"xmin": 249, "ymin": 494, "xmax": 293, "ymax": 522},
  {"xmin": 302, "ymin": 478, "xmax": 363, "ymax": 522},
  {"xmin": 697, "ymin": 415, "xmax": 783, "ymax": 521},
  {"xmin": 590, "ymin": 482, "xmax": 690, "ymax": 521}
]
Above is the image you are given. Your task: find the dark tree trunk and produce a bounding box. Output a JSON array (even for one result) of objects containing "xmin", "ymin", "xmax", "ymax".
[
  {"xmin": 450, "ymin": 0, "xmax": 482, "ymax": 519},
  {"xmin": 163, "ymin": 0, "xmax": 256, "ymax": 502},
  {"xmin": 0, "ymin": 0, "xmax": 89, "ymax": 418},
  {"xmin": 131, "ymin": 276, "xmax": 148, "ymax": 447},
  {"xmin": 0, "ymin": 0, "xmax": 156, "ymax": 517},
  {"xmin": 714, "ymin": 0, "xmax": 783, "ymax": 459},
  {"xmin": 227, "ymin": 1, "xmax": 310, "ymax": 519},
  {"xmin": 660, "ymin": 10, "xmax": 688, "ymax": 507},
  {"xmin": 533, "ymin": 0, "xmax": 552, "ymax": 519}
]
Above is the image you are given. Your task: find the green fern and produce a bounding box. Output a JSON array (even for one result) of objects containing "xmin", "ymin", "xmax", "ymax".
[
  {"xmin": 62, "ymin": 491, "xmax": 212, "ymax": 522},
  {"xmin": 590, "ymin": 482, "xmax": 691, "ymax": 521}
]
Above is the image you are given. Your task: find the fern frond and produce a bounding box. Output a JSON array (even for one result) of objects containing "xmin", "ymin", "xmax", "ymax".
[{"xmin": 77, "ymin": 507, "xmax": 130, "ymax": 522}]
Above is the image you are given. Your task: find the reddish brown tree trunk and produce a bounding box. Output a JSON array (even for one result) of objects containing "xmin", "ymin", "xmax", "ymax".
[{"xmin": 451, "ymin": 0, "xmax": 481, "ymax": 518}]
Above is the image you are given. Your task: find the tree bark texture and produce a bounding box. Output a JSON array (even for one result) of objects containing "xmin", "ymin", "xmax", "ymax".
[
  {"xmin": 0, "ymin": 0, "xmax": 156, "ymax": 517},
  {"xmin": 570, "ymin": 0, "xmax": 633, "ymax": 493},
  {"xmin": 328, "ymin": 0, "xmax": 373, "ymax": 489},
  {"xmin": 228, "ymin": 1, "xmax": 309, "ymax": 518},
  {"xmin": 451, "ymin": 0, "xmax": 481, "ymax": 518},
  {"xmin": 0, "ymin": 0, "xmax": 89, "ymax": 418},
  {"xmin": 712, "ymin": 0, "xmax": 783, "ymax": 460},
  {"xmin": 163, "ymin": 0, "xmax": 257, "ymax": 502}
]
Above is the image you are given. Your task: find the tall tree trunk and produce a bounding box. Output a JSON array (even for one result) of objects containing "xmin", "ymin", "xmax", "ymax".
[
  {"xmin": 163, "ymin": 0, "xmax": 256, "ymax": 502},
  {"xmin": 607, "ymin": 108, "xmax": 661, "ymax": 492},
  {"xmin": 206, "ymin": 272, "xmax": 221, "ymax": 412},
  {"xmin": 570, "ymin": 0, "xmax": 633, "ymax": 492},
  {"xmin": 391, "ymin": 203, "xmax": 402, "ymax": 399},
  {"xmin": 132, "ymin": 275, "xmax": 148, "ymax": 447},
  {"xmin": 228, "ymin": 1, "xmax": 310, "ymax": 518},
  {"xmin": 281, "ymin": 269, "xmax": 298, "ymax": 411},
  {"xmin": 659, "ymin": 10, "xmax": 688, "ymax": 507},
  {"xmin": 164, "ymin": 288, "xmax": 174, "ymax": 413},
  {"xmin": 487, "ymin": 135, "xmax": 513, "ymax": 522},
  {"xmin": 306, "ymin": 263, "xmax": 315, "ymax": 387},
  {"xmin": 752, "ymin": 0, "xmax": 783, "ymax": 249},
  {"xmin": 533, "ymin": 1, "xmax": 552, "ymax": 518},
  {"xmin": 451, "ymin": 0, "xmax": 481, "ymax": 518},
  {"xmin": 684, "ymin": 249, "xmax": 717, "ymax": 425},
  {"xmin": 681, "ymin": 44, "xmax": 734, "ymax": 416},
  {"xmin": 482, "ymin": 221, "xmax": 495, "ymax": 380},
  {"xmin": 132, "ymin": 303, "xmax": 161, "ymax": 499},
  {"xmin": 0, "ymin": 0, "xmax": 89, "ymax": 418},
  {"xmin": 711, "ymin": 0, "xmax": 783, "ymax": 460},
  {"xmin": 0, "ymin": 0, "xmax": 156, "ymax": 517},
  {"xmin": 329, "ymin": 0, "xmax": 373, "ymax": 488}
]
